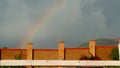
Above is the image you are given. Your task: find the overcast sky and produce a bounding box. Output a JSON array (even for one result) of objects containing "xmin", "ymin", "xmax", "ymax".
[{"xmin": 0, "ymin": 0, "xmax": 120, "ymax": 48}]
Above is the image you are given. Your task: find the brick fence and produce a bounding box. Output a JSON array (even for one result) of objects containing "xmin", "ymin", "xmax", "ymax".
[
  {"xmin": 0, "ymin": 40, "xmax": 119, "ymax": 68},
  {"xmin": 0, "ymin": 40, "xmax": 118, "ymax": 60}
]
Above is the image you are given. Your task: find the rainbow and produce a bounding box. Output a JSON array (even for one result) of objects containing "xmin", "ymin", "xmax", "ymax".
[{"xmin": 19, "ymin": 0, "xmax": 68, "ymax": 48}]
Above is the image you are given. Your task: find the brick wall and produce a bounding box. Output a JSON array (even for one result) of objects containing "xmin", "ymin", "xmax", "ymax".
[
  {"xmin": 0, "ymin": 41, "xmax": 118, "ymax": 68},
  {"xmin": 96, "ymin": 46, "xmax": 117, "ymax": 60},
  {"xmin": 1, "ymin": 49, "xmax": 27, "ymax": 60},
  {"xmin": 0, "ymin": 46, "xmax": 117, "ymax": 60},
  {"xmin": 65, "ymin": 48, "xmax": 90, "ymax": 60},
  {"xmin": 33, "ymin": 49, "xmax": 58, "ymax": 60},
  {"xmin": 0, "ymin": 41, "xmax": 118, "ymax": 60}
]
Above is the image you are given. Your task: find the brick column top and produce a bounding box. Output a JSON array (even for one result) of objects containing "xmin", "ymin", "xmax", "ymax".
[
  {"xmin": 59, "ymin": 41, "xmax": 64, "ymax": 43},
  {"xmin": 27, "ymin": 43, "xmax": 33, "ymax": 45}
]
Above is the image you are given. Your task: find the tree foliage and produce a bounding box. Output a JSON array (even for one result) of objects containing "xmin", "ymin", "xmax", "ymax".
[
  {"xmin": 80, "ymin": 51, "xmax": 101, "ymax": 60},
  {"xmin": 110, "ymin": 47, "xmax": 119, "ymax": 60},
  {"xmin": 80, "ymin": 54, "xmax": 101, "ymax": 60},
  {"xmin": 78, "ymin": 52, "xmax": 101, "ymax": 68}
]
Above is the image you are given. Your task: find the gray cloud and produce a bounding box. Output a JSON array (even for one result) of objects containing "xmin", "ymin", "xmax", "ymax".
[{"xmin": 0, "ymin": 0, "xmax": 120, "ymax": 48}]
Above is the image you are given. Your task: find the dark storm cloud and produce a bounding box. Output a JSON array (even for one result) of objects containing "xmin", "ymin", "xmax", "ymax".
[
  {"xmin": 95, "ymin": 0, "xmax": 120, "ymax": 27},
  {"xmin": 0, "ymin": 0, "xmax": 120, "ymax": 48}
]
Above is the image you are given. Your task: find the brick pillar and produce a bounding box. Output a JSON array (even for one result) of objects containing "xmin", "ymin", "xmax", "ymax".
[
  {"xmin": 58, "ymin": 41, "xmax": 64, "ymax": 68},
  {"xmin": 27, "ymin": 43, "xmax": 33, "ymax": 68},
  {"xmin": 89, "ymin": 40, "xmax": 96, "ymax": 57},
  {"xmin": 58, "ymin": 41, "xmax": 64, "ymax": 60}
]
